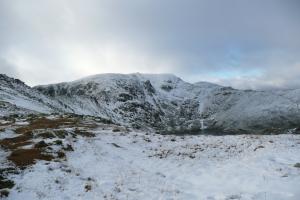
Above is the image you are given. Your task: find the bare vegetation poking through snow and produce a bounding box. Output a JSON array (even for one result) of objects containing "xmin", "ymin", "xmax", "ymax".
[{"xmin": 0, "ymin": 114, "xmax": 299, "ymax": 199}]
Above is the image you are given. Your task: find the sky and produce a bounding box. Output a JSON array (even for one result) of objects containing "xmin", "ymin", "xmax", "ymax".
[{"xmin": 0, "ymin": 0, "xmax": 300, "ymax": 89}]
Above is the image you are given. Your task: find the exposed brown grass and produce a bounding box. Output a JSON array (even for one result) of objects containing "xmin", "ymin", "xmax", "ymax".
[
  {"xmin": 0, "ymin": 137, "xmax": 32, "ymax": 150},
  {"xmin": 1, "ymin": 117, "xmax": 78, "ymax": 150},
  {"xmin": 16, "ymin": 117, "xmax": 78, "ymax": 135},
  {"xmin": 36, "ymin": 132, "xmax": 56, "ymax": 139},
  {"xmin": 7, "ymin": 149, "xmax": 54, "ymax": 167},
  {"xmin": 0, "ymin": 117, "xmax": 79, "ymax": 168},
  {"xmin": 74, "ymin": 129, "xmax": 95, "ymax": 137}
]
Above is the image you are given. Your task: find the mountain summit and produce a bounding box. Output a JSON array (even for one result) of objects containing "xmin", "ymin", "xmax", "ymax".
[{"xmin": 1, "ymin": 73, "xmax": 300, "ymax": 133}]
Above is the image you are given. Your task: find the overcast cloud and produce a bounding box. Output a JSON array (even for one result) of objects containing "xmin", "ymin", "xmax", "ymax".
[{"xmin": 0, "ymin": 0, "xmax": 300, "ymax": 89}]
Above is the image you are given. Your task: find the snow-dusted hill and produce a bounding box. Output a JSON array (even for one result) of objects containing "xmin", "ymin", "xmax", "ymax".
[
  {"xmin": 1, "ymin": 72, "xmax": 299, "ymax": 132},
  {"xmin": 0, "ymin": 74, "xmax": 71, "ymax": 116},
  {"xmin": 33, "ymin": 73, "xmax": 300, "ymax": 133}
]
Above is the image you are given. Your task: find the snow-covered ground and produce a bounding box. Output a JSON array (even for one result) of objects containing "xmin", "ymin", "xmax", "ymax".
[{"xmin": 6, "ymin": 128, "xmax": 300, "ymax": 200}]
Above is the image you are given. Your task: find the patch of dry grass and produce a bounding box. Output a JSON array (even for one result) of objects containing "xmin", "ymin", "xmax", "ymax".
[
  {"xmin": 0, "ymin": 117, "xmax": 79, "ymax": 168},
  {"xmin": 8, "ymin": 149, "xmax": 54, "ymax": 167}
]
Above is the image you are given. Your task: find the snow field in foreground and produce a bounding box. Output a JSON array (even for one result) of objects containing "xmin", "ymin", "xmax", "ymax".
[{"xmin": 6, "ymin": 131, "xmax": 300, "ymax": 200}]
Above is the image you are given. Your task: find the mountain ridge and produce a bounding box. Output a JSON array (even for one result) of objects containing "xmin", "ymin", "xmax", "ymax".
[{"xmin": 1, "ymin": 73, "xmax": 300, "ymax": 134}]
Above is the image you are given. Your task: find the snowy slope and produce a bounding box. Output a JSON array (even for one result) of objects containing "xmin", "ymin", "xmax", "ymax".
[
  {"xmin": 6, "ymin": 124, "xmax": 300, "ymax": 200},
  {"xmin": 35, "ymin": 73, "xmax": 300, "ymax": 133},
  {"xmin": 0, "ymin": 74, "xmax": 71, "ymax": 116},
  {"xmin": 1, "ymin": 73, "xmax": 299, "ymax": 133},
  {"xmin": 199, "ymin": 87, "xmax": 300, "ymax": 132}
]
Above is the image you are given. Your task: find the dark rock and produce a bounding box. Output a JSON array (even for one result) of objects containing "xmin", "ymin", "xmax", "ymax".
[{"xmin": 294, "ymin": 163, "xmax": 300, "ymax": 168}]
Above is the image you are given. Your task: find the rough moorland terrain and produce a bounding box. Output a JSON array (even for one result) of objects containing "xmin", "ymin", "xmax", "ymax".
[{"xmin": 0, "ymin": 114, "xmax": 300, "ymax": 199}]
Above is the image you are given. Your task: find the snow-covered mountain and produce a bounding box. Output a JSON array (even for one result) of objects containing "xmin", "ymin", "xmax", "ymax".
[
  {"xmin": 1, "ymin": 73, "xmax": 299, "ymax": 133},
  {"xmin": 32, "ymin": 73, "xmax": 300, "ymax": 133},
  {"xmin": 0, "ymin": 74, "xmax": 71, "ymax": 117},
  {"xmin": 36, "ymin": 73, "xmax": 197, "ymax": 130}
]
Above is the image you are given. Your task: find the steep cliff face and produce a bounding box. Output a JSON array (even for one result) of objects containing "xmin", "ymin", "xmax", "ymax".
[
  {"xmin": 34, "ymin": 73, "xmax": 300, "ymax": 133},
  {"xmin": 34, "ymin": 73, "xmax": 194, "ymax": 129}
]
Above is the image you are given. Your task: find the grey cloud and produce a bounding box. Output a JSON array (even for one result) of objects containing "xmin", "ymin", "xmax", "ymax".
[{"xmin": 0, "ymin": 0, "xmax": 299, "ymax": 88}]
